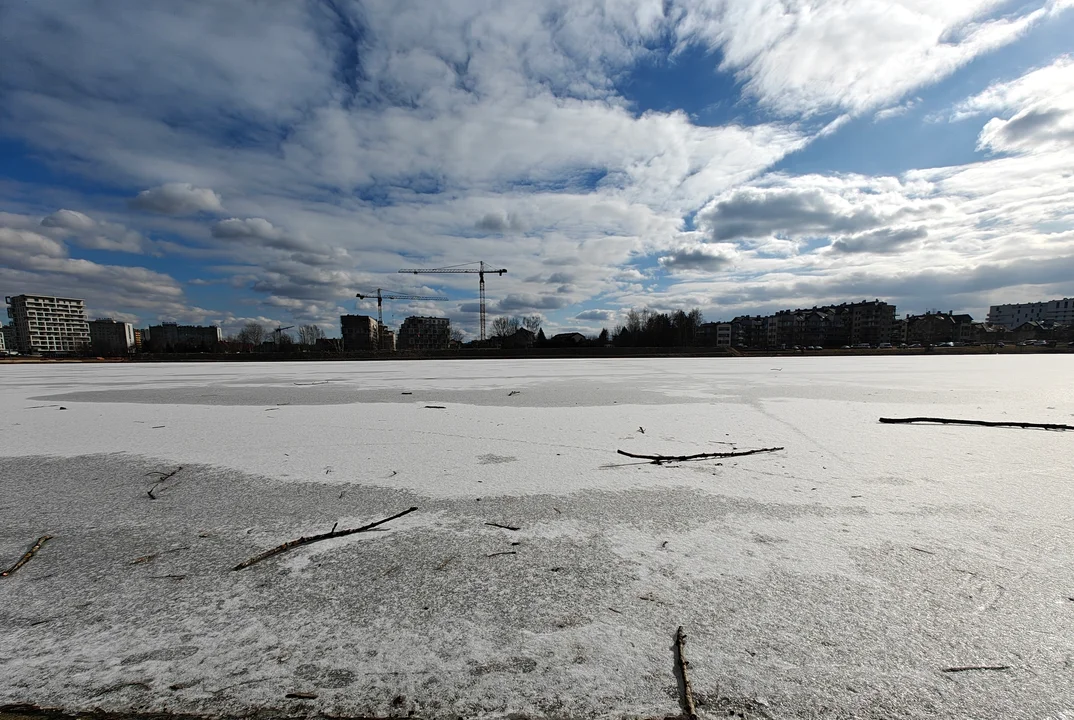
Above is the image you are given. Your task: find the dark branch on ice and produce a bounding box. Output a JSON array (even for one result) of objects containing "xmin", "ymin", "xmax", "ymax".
[
  {"xmin": 232, "ymin": 507, "xmax": 418, "ymax": 570},
  {"xmin": 880, "ymin": 417, "xmax": 1074, "ymax": 431},
  {"xmin": 616, "ymin": 446, "xmax": 784, "ymax": 464}
]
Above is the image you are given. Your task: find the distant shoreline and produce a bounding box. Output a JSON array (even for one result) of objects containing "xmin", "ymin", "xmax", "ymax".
[{"xmin": 2, "ymin": 344, "xmax": 1068, "ymax": 363}]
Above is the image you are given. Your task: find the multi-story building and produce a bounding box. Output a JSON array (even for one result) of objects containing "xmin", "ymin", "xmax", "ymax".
[
  {"xmin": 89, "ymin": 319, "xmax": 135, "ymax": 356},
  {"xmin": 341, "ymin": 314, "xmax": 379, "ymax": 351},
  {"xmin": 4, "ymin": 294, "xmax": 91, "ymax": 354},
  {"xmin": 0, "ymin": 327, "xmax": 6, "ymax": 353},
  {"xmin": 397, "ymin": 316, "xmax": 450, "ymax": 351},
  {"xmin": 1, "ymin": 325, "xmax": 12, "ymax": 351},
  {"xmin": 987, "ymin": 297, "xmax": 1074, "ymax": 329},
  {"xmin": 144, "ymin": 322, "xmax": 222, "ymax": 352},
  {"xmin": 905, "ymin": 312, "xmax": 975, "ymax": 345}
]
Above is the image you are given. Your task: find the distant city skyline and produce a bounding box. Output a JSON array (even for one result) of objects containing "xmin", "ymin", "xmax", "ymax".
[{"xmin": 2, "ymin": 2, "xmax": 1073, "ymax": 338}]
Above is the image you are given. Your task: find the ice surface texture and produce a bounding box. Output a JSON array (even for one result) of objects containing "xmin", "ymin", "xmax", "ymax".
[{"xmin": 1, "ymin": 357, "xmax": 1073, "ymax": 719}]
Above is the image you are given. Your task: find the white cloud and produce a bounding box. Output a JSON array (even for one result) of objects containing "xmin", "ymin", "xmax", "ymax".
[
  {"xmin": 950, "ymin": 55, "xmax": 1074, "ymax": 154},
  {"xmin": 40, "ymin": 209, "xmax": 146, "ymax": 253},
  {"xmin": 40, "ymin": 209, "xmax": 96, "ymax": 233},
  {"xmin": 130, "ymin": 183, "xmax": 224, "ymax": 215},
  {"xmin": 675, "ymin": 0, "xmax": 1065, "ymax": 117},
  {"xmin": 1, "ymin": 2, "xmax": 1072, "ymax": 332},
  {"xmin": 659, "ymin": 243, "xmax": 737, "ymax": 273}
]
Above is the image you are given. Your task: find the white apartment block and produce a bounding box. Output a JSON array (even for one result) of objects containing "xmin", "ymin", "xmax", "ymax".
[
  {"xmin": 987, "ymin": 297, "xmax": 1074, "ymax": 329},
  {"xmin": 0, "ymin": 326, "xmax": 6, "ymax": 352},
  {"xmin": 5, "ymin": 294, "xmax": 91, "ymax": 354}
]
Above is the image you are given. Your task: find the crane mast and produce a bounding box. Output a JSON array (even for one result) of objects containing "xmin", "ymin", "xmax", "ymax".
[{"xmin": 397, "ymin": 261, "xmax": 507, "ymax": 341}]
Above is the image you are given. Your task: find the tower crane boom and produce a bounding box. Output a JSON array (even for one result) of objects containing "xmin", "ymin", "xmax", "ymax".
[
  {"xmin": 355, "ymin": 289, "xmax": 449, "ymax": 336},
  {"xmin": 397, "ymin": 261, "xmax": 507, "ymax": 341}
]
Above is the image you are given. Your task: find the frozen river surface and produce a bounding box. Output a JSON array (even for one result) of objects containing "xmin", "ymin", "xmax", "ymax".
[{"xmin": 1, "ymin": 356, "xmax": 1072, "ymax": 719}]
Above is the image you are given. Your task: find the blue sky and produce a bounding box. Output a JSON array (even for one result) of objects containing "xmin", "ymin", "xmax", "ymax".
[{"xmin": 2, "ymin": 0, "xmax": 1073, "ymax": 338}]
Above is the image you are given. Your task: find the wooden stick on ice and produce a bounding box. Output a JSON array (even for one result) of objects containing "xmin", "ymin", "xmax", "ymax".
[
  {"xmin": 879, "ymin": 417, "xmax": 1073, "ymax": 431},
  {"xmin": 617, "ymin": 446, "xmax": 784, "ymax": 464},
  {"xmin": 2, "ymin": 535, "xmax": 53, "ymax": 578},
  {"xmin": 232, "ymin": 507, "xmax": 417, "ymax": 571},
  {"xmin": 675, "ymin": 626, "xmax": 698, "ymax": 720}
]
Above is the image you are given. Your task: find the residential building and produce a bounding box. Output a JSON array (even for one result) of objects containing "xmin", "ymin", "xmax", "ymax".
[
  {"xmin": 379, "ymin": 327, "xmax": 396, "ymax": 352},
  {"xmin": 905, "ymin": 312, "xmax": 975, "ymax": 345},
  {"xmin": 144, "ymin": 322, "xmax": 222, "ymax": 352},
  {"xmin": 340, "ymin": 314, "xmax": 378, "ymax": 351},
  {"xmin": 1, "ymin": 325, "xmax": 12, "ymax": 351},
  {"xmin": 697, "ymin": 322, "xmax": 732, "ymax": 347},
  {"xmin": 133, "ymin": 328, "xmax": 143, "ymax": 351},
  {"xmin": 987, "ymin": 297, "xmax": 1074, "ymax": 329},
  {"xmin": 89, "ymin": 318, "xmax": 135, "ymax": 356},
  {"xmin": 0, "ymin": 327, "xmax": 5, "ymax": 353},
  {"xmin": 4, "ymin": 294, "xmax": 91, "ymax": 354},
  {"xmin": 398, "ymin": 316, "xmax": 450, "ymax": 351},
  {"xmin": 502, "ymin": 328, "xmax": 535, "ymax": 349},
  {"xmin": 548, "ymin": 331, "xmax": 587, "ymax": 346}
]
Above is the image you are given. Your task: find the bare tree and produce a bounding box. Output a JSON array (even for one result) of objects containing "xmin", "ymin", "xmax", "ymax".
[
  {"xmin": 237, "ymin": 322, "xmax": 266, "ymax": 347},
  {"xmin": 298, "ymin": 324, "xmax": 326, "ymax": 346},
  {"xmin": 490, "ymin": 316, "xmax": 519, "ymax": 338},
  {"xmin": 450, "ymin": 327, "xmax": 465, "ymax": 343},
  {"xmin": 521, "ymin": 315, "xmax": 542, "ymax": 334}
]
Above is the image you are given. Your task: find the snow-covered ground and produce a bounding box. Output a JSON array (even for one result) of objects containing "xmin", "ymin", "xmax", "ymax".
[{"xmin": 1, "ymin": 356, "xmax": 1072, "ymax": 719}]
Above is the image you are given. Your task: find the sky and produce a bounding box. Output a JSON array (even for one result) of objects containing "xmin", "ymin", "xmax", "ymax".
[{"xmin": 2, "ymin": 0, "xmax": 1073, "ymax": 338}]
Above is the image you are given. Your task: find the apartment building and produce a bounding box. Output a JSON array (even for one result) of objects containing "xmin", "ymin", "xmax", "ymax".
[
  {"xmin": 143, "ymin": 322, "xmax": 222, "ymax": 352},
  {"xmin": 89, "ymin": 318, "xmax": 135, "ymax": 356},
  {"xmin": 987, "ymin": 297, "xmax": 1074, "ymax": 329},
  {"xmin": 397, "ymin": 316, "xmax": 450, "ymax": 351},
  {"xmin": 341, "ymin": 314, "xmax": 379, "ymax": 351},
  {"xmin": 4, "ymin": 294, "xmax": 91, "ymax": 354}
]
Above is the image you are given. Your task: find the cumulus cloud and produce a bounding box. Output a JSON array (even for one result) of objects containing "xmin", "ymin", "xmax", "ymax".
[
  {"xmin": 475, "ymin": 212, "xmax": 525, "ymax": 233},
  {"xmin": 951, "ymin": 55, "xmax": 1074, "ymax": 154},
  {"xmin": 0, "ymin": 214, "xmax": 195, "ymax": 323},
  {"xmin": 211, "ymin": 217, "xmax": 318, "ymax": 254},
  {"xmin": 494, "ymin": 293, "xmax": 571, "ymax": 312},
  {"xmin": 696, "ymin": 178, "xmax": 947, "ymax": 249},
  {"xmin": 130, "ymin": 183, "xmax": 224, "ymax": 215},
  {"xmin": 40, "ymin": 209, "xmax": 96, "ymax": 233},
  {"xmin": 575, "ymin": 309, "xmax": 615, "ymax": 322},
  {"xmin": 40, "ymin": 209, "xmax": 145, "ymax": 253},
  {"xmin": 829, "ymin": 226, "xmax": 928, "ymax": 254},
  {"xmin": 659, "ymin": 244, "xmax": 735, "ymax": 272}
]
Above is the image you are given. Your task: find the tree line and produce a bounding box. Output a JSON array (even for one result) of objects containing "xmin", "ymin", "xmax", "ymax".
[
  {"xmin": 230, "ymin": 322, "xmax": 328, "ymax": 349},
  {"xmin": 612, "ymin": 308, "xmax": 704, "ymax": 347}
]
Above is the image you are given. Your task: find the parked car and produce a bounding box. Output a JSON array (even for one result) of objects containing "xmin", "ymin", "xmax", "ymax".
[{"xmin": 878, "ymin": 342, "xmax": 892, "ymax": 349}]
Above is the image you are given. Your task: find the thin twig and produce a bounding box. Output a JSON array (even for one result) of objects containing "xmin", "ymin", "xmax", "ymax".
[
  {"xmin": 617, "ymin": 446, "xmax": 784, "ymax": 464},
  {"xmin": 2, "ymin": 536, "xmax": 53, "ymax": 578},
  {"xmin": 910, "ymin": 546, "xmax": 936, "ymax": 555},
  {"xmin": 232, "ymin": 507, "xmax": 418, "ymax": 571},
  {"xmin": 425, "ymin": 405, "xmax": 446, "ymax": 409},
  {"xmin": 942, "ymin": 665, "xmax": 1011, "ymax": 673},
  {"xmin": 488, "ymin": 551, "xmax": 517, "ymax": 558},
  {"xmin": 146, "ymin": 466, "xmax": 182, "ymax": 499},
  {"xmin": 675, "ymin": 626, "xmax": 699, "ymax": 720},
  {"xmin": 485, "ymin": 522, "xmax": 520, "ymax": 531},
  {"xmin": 880, "ymin": 417, "xmax": 1074, "ymax": 431}
]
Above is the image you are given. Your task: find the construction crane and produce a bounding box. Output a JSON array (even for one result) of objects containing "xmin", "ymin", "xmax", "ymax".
[
  {"xmin": 398, "ymin": 261, "xmax": 507, "ymax": 341},
  {"xmin": 273, "ymin": 325, "xmax": 294, "ymax": 344},
  {"xmin": 355, "ymin": 289, "xmax": 449, "ymax": 330}
]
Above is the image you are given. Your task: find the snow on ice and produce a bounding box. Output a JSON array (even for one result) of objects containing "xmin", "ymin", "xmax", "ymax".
[{"xmin": 1, "ymin": 356, "xmax": 1073, "ymax": 719}]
